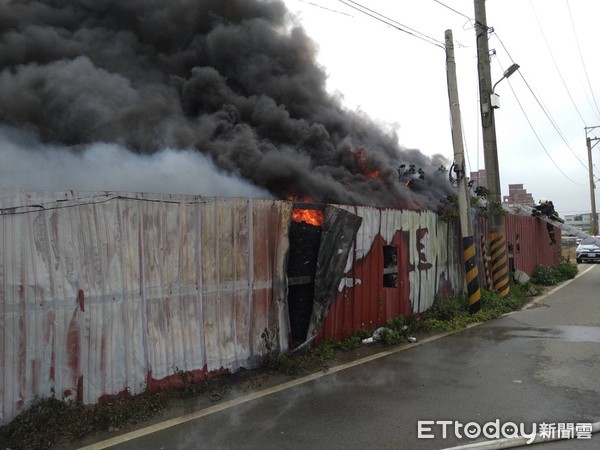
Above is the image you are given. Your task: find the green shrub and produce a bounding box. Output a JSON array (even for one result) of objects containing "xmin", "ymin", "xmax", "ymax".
[
  {"xmin": 379, "ymin": 328, "xmax": 402, "ymax": 346},
  {"xmin": 532, "ymin": 265, "xmax": 558, "ymax": 285},
  {"xmin": 386, "ymin": 316, "xmax": 410, "ymax": 337},
  {"xmin": 356, "ymin": 328, "xmax": 372, "ymax": 340},
  {"xmin": 335, "ymin": 335, "xmax": 363, "ymax": 351},
  {"xmin": 429, "ymin": 295, "xmax": 469, "ymax": 321},
  {"xmin": 532, "ymin": 261, "xmax": 578, "ymax": 286},
  {"xmin": 554, "ymin": 260, "xmax": 578, "ymax": 279},
  {"xmin": 481, "ymin": 288, "xmax": 519, "ymax": 312}
]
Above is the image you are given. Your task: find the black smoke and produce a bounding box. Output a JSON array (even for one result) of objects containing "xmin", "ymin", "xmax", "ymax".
[{"xmin": 0, "ymin": 0, "xmax": 452, "ymax": 208}]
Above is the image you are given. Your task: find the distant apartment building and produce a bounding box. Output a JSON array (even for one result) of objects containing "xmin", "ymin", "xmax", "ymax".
[
  {"xmin": 563, "ymin": 213, "xmax": 599, "ymax": 234},
  {"xmin": 502, "ymin": 183, "xmax": 535, "ymax": 207},
  {"xmin": 469, "ymin": 169, "xmax": 487, "ymax": 188},
  {"xmin": 467, "ymin": 173, "xmax": 535, "ymax": 208}
]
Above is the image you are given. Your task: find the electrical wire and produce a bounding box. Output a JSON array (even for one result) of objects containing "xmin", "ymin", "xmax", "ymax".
[
  {"xmin": 431, "ymin": 0, "xmax": 472, "ymax": 22},
  {"xmin": 567, "ymin": 0, "xmax": 600, "ymax": 122},
  {"xmin": 475, "ymin": 83, "xmax": 482, "ymax": 174},
  {"xmin": 430, "ymin": 0, "xmax": 473, "ymax": 47},
  {"xmin": 498, "ymin": 56, "xmax": 590, "ymax": 174},
  {"xmin": 461, "ymin": 112, "xmax": 472, "ymax": 176},
  {"xmin": 493, "ymin": 32, "xmax": 595, "ymax": 179},
  {"xmin": 338, "ymin": 0, "xmax": 445, "ymax": 50},
  {"xmin": 502, "ymin": 73, "xmax": 585, "ymax": 185},
  {"xmin": 294, "ymin": 0, "xmax": 352, "ymax": 17},
  {"xmin": 529, "ymin": 0, "xmax": 588, "ymax": 127}
]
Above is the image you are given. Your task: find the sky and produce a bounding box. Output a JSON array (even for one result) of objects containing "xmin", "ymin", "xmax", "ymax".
[{"xmin": 282, "ymin": 0, "xmax": 600, "ymax": 215}]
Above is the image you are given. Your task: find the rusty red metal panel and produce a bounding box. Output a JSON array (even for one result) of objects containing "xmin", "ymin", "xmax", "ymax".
[
  {"xmin": 505, "ymin": 214, "xmax": 561, "ymax": 275},
  {"xmin": 475, "ymin": 213, "xmax": 561, "ymax": 286},
  {"xmin": 321, "ymin": 207, "xmax": 464, "ymax": 341},
  {"xmin": 320, "ymin": 207, "xmax": 382, "ymax": 340}
]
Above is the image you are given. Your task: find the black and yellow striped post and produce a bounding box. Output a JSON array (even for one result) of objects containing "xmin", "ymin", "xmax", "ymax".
[
  {"xmin": 480, "ymin": 234, "xmax": 492, "ymax": 289},
  {"xmin": 464, "ymin": 236, "xmax": 481, "ymax": 314},
  {"xmin": 446, "ymin": 30, "xmax": 482, "ymax": 315},
  {"xmin": 489, "ymin": 231, "xmax": 510, "ymax": 298}
]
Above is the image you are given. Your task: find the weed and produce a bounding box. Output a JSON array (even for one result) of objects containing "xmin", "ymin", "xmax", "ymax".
[
  {"xmin": 268, "ymin": 353, "xmax": 302, "ymax": 376},
  {"xmin": 438, "ymin": 194, "xmax": 460, "ymax": 223},
  {"xmin": 532, "ymin": 260, "xmax": 578, "ymax": 285},
  {"xmin": 356, "ymin": 328, "xmax": 372, "ymax": 340},
  {"xmin": 379, "ymin": 328, "xmax": 402, "ymax": 346},
  {"xmin": 429, "ymin": 295, "xmax": 469, "ymax": 322},
  {"xmin": 173, "ymin": 365, "xmax": 196, "ymax": 394},
  {"xmin": 260, "ymin": 326, "xmax": 280, "ymax": 368},
  {"xmin": 0, "ymin": 391, "xmax": 168, "ymax": 450},
  {"xmin": 385, "ymin": 316, "xmax": 409, "ymax": 337},
  {"xmin": 422, "ymin": 317, "xmax": 464, "ymax": 331},
  {"xmin": 261, "ymin": 327, "xmax": 278, "ymax": 353},
  {"xmin": 334, "ymin": 335, "xmax": 363, "ymax": 352}
]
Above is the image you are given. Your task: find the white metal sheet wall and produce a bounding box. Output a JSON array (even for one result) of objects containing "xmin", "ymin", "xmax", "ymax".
[
  {"xmin": 333, "ymin": 205, "xmax": 464, "ymax": 314},
  {"xmin": 0, "ymin": 189, "xmax": 291, "ymax": 424}
]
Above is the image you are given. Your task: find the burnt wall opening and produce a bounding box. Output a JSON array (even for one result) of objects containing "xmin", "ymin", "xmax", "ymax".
[
  {"xmin": 383, "ymin": 245, "xmax": 398, "ymax": 288},
  {"xmin": 287, "ymin": 219, "xmax": 322, "ymax": 347}
]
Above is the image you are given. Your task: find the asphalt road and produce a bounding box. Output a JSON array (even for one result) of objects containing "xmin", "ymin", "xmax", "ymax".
[{"xmin": 81, "ymin": 264, "xmax": 600, "ymax": 450}]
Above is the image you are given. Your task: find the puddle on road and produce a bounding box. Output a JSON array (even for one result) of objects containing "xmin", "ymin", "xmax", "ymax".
[
  {"xmin": 499, "ymin": 325, "xmax": 600, "ymax": 343},
  {"xmin": 477, "ymin": 325, "xmax": 600, "ymax": 343}
]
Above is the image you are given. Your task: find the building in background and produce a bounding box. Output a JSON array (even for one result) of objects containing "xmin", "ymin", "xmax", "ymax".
[
  {"xmin": 563, "ymin": 213, "xmax": 600, "ymax": 234},
  {"xmin": 469, "ymin": 169, "xmax": 487, "ymax": 188},
  {"xmin": 502, "ymin": 183, "xmax": 535, "ymax": 207}
]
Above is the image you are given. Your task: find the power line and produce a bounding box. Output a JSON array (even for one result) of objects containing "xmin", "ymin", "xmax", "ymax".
[
  {"xmin": 338, "ymin": 0, "xmax": 445, "ymax": 50},
  {"xmin": 503, "ymin": 72, "xmax": 585, "ymax": 185},
  {"xmin": 431, "ymin": 0, "xmax": 472, "ymax": 22},
  {"xmin": 566, "ymin": 0, "xmax": 600, "ymax": 122},
  {"xmin": 528, "ymin": 0, "xmax": 588, "ymax": 127},
  {"xmin": 493, "ymin": 32, "xmax": 593, "ymax": 178},
  {"xmin": 490, "ymin": 34, "xmax": 585, "ymax": 184},
  {"xmin": 294, "ymin": 0, "xmax": 352, "ymax": 17},
  {"xmin": 429, "ymin": 0, "xmax": 472, "ymax": 48}
]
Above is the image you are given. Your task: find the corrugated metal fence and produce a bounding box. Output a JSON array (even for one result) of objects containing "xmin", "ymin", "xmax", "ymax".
[
  {"xmin": 0, "ymin": 189, "xmax": 290, "ymax": 424},
  {"xmin": 504, "ymin": 213, "xmax": 562, "ymax": 275},
  {"xmin": 0, "ymin": 190, "xmax": 562, "ymax": 424},
  {"xmin": 321, "ymin": 209, "xmax": 562, "ymax": 341},
  {"xmin": 474, "ymin": 211, "xmax": 561, "ymax": 289}
]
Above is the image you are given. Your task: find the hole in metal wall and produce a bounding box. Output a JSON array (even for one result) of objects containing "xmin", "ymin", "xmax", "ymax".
[
  {"xmin": 383, "ymin": 245, "xmax": 398, "ymax": 288},
  {"xmin": 287, "ymin": 219, "xmax": 322, "ymax": 347}
]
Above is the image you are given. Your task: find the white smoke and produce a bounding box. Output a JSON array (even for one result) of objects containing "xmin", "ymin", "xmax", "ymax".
[{"xmin": 0, "ymin": 125, "xmax": 272, "ymax": 198}]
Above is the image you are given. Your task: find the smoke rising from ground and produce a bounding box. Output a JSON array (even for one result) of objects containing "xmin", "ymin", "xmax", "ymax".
[{"xmin": 0, "ymin": 0, "xmax": 452, "ymax": 208}]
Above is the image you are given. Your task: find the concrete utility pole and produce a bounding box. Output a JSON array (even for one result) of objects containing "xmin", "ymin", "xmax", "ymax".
[
  {"xmin": 474, "ymin": 0, "xmax": 510, "ymax": 298},
  {"xmin": 445, "ymin": 29, "xmax": 481, "ymax": 314},
  {"xmin": 586, "ymin": 126, "xmax": 599, "ymax": 235}
]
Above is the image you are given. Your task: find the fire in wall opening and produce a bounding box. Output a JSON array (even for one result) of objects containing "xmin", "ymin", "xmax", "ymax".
[{"xmin": 286, "ymin": 217, "xmax": 322, "ymax": 347}]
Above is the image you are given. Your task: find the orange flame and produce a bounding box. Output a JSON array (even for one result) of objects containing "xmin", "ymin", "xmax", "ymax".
[
  {"xmin": 292, "ymin": 208, "xmax": 324, "ymax": 226},
  {"xmin": 287, "ymin": 195, "xmax": 324, "ymax": 226},
  {"xmin": 349, "ymin": 147, "xmax": 380, "ymax": 179}
]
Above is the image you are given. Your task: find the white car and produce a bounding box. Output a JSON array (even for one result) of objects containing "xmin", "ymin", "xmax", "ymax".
[{"xmin": 576, "ymin": 236, "xmax": 600, "ymax": 263}]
